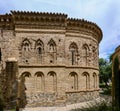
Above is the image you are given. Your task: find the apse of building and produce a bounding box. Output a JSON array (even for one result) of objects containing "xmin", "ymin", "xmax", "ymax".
[{"xmin": 0, "ymin": 11, "xmax": 102, "ymax": 107}]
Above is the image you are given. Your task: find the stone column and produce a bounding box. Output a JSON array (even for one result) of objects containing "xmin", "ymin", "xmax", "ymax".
[{"xmin": 5, "ymin": 58, "xmax": 18, "ymax": 109}]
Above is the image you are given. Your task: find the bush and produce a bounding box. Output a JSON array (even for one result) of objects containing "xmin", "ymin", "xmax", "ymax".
[
  {"xmin": 0, "ymin": 99, "xmax": 4, "ymax": 111},
  {"xmin": 99, "ymin": 83, "xmax": 112, "ymax": 95},
  {"xmin": 100, "ymin": 88, "xmax": 111, "ymax": 95},
  {"xmin": 99, "ymin": 83, "xmax": 106, "ymax": 88},
  {"xmin": 71, "ymin": 101, "xmax": 119, "ymax": 111}
]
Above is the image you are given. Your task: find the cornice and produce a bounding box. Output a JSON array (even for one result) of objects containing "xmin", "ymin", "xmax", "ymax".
[
  {"xmin": 18, "ymin": 64, "xmax": 99, "ymax": 70},
  {"xmin": 11, "ymin": 10, "xmax": 67, "ymax": 27},
  {"xmin": 115, "ymin": 45, "xmax": 120, "ymax": 52},
  {"xmin": 67, "ymin": 18, "xmax": 102, "ymax": 43},
  {"xmin": 0, "ymin": 14, "xmax": 14, "ymax": 30},
  {"xmin": 112, "ymin": 45, "xmax": 120, "ymax": 59},
  {"xmin": 0, "ymin": 11, "xmax": 102, "ymax": 43},
  {"xmin": 11, "ymin": 10, "xmax": 67, "ymax": 17}
]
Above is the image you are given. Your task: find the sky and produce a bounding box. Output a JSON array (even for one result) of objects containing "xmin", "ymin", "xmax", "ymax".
[{"xmin": 0, "ymin": 0, "xmax": 120, "ymax": 59}]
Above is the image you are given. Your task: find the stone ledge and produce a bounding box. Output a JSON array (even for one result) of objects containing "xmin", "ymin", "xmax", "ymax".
[
  {"xmin": 18, "ymin": 64, "xmax": 99, "ymax": 70},
  {"xmin": 65, "ymin": 89, "xmax": 99, "ymax": 93}
]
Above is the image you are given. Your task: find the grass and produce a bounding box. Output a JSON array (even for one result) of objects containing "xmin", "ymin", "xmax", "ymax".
[
  {"xmin": 71, "ymin": 101, "xmax": 119, "ymax": 111},
  {"xmin": 71, "ymin": 83, "xmax": 119, "ymax": 111},
  {"xmin": 71, "ymin": 83, "xmax": 115, "ymax": 111}
]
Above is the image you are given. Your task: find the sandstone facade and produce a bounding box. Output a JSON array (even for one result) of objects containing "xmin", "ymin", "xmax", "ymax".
[
  {"xmin": 111, "ymin": 45, "xmax": 120, "ymax": 105},
  {"xmin": 0, "ymin": 11, "xmax": 102, "ymax": 107}
]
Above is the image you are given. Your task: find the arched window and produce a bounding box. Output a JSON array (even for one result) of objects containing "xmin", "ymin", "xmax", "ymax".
[
  {"xmin": 20, "ymin": 72, "xmax": 32, "ymax": 93},
  {"xmin": 35, "ymin": 39, "xmax": 44, "ymax": 63},
  {"xmin": 22, "ymin": 38, "xmax": 31, "ymax": 52},
  {"xmin": 35, "ymin": 71, "xmax": 44, "ymax": 92},
  {"xmin": 83, "ymin": 44, "xmax": 90, "ymax": 66},
  {"xmin": 69, "ymin": 42, "xmax": 78, "ymax": 65},
  {"xmin": 21, "ymin": 38, "xmax": 31, "ymax": 60},
  {"xmin": 82, "ymin": 72, "xmax": 90, "ymax": 90},
  {"xmin": 37, "ymin": 47, "xmax": 42, "ymax": 54},
  {"xmin": 69, "ymin": 72, "xmax": 78, "ymax": 90},
  {"xmin": 47, "ymin": 71, "xmax": 57, "ymax": 92},
  {"xmin": 92, "ymin": 46, "xmax": 98, "ymax": 66},
  {"xmin": 93, "ymin": 73, "xmax": 97, "ymax": 89},
  {"xmin": 48, "ymin": 39, "xmax": 56, "ymax": 52},
  {"xmin": 47, "ymin": 39, "xmax": 57, "ymax": 63}
]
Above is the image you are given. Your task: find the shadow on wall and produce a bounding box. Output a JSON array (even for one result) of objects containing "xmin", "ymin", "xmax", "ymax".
[
  {"xmin": 19, "ymin": 76, "xmax": 27, "ymax": 108},
  {"xmin": 5, "ymin": 77, "xmax": 27, "ymax": 109},
  {"xmin": 3, "ymin": 61, "xmax": 27, "ymax": 109}
]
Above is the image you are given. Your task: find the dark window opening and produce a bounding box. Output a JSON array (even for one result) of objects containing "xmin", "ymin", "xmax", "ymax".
[
  {"xmin": 69, "ymin": 42, "xmax": 78, "ymax": 65},
  {"xmin": 0, "ymin": 48, "xmax": 1, "ymax": 61},
  {"xmin": 50, "ymin": 60, "xmax": 53, "ymax": 63},
  {"xmin": 71, "ymin": 50, "xmax": 75, "ymax": 65},
  {"xmin": 37, "ymin": 47, "xmax": 42, "ymax": 54}
]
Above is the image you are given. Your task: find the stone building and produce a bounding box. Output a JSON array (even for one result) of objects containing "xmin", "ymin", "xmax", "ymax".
[
  {"xmin": 0, "ymin": 11, "xmax": 102, "ymax": 107},
  {"xmin": 111, "ymin": 45, "xmax": 120, "ymax": 106}
]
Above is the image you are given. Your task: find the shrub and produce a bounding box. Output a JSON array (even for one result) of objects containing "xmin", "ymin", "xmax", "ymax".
[
  {"xmin": 71, "ymin": 101, "xmax": 119, "ymax": 111},
  {"xmin": 0, "ymin": 99, "xmax": 4, "ymax": 111}
]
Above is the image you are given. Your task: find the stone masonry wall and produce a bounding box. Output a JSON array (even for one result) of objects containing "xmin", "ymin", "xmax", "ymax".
[{"xmin": 0, "ymin": 11, "xmax": 102, "ymax": 107}]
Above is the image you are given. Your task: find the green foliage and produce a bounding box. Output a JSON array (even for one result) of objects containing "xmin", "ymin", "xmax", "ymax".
[
  {"xmin": 99, "ymin": 83, "xmax": 106, "ymax": 88},
  {"xmin": 101, "ymin": 88, "xmax": 111, "ymax": 95},
  {"xmin": 0, "ymin": 77, "xmax": 4, "ymax": 111},
  {"xmin": 71, "ymin": 101, "xmax": 119, "ymax": 111},
  {"xmin": 0, "ymin": 99, "xmax": 4, "ymax": 111},
  {"xmin": 99, "ymin": 58, "xmax": 112, "ymax": 89},
  {"xmin": 113, "ymin": 56, "xmax": 120, "ymax": 106}
]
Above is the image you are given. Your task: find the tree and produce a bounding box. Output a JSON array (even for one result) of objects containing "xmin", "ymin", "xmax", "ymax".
[
  {"xmin": 99, "ymin": 58, "xmax": 112, "ymax": 89},
  {"xmin": 0, "ymin": 74, "xmax": 4, "ymax": 111},
  {"xmin": 113, "ymin": 56, "xmax": 120, "ymax": 106},
  {"xmin": 0, "ymin": 99, "xmax": 4, "ymax": 111},
  {"xmin": 0, "ymin": 68, "xmax": 6, "ymax": 111}
]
